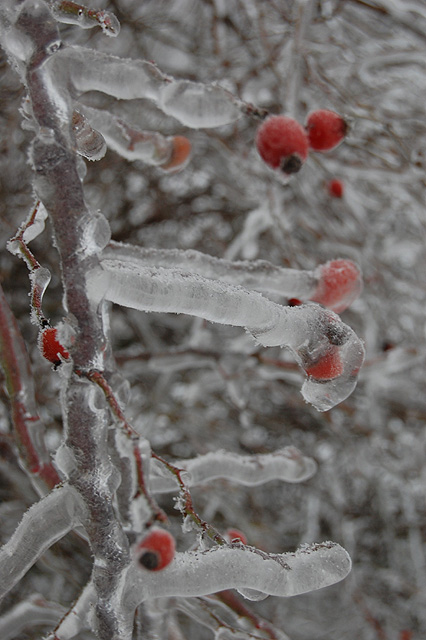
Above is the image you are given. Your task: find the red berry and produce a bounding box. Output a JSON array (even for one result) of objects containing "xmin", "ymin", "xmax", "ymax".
[
  {"xmin": 137, "ymin": 528, "xmax": 175, "ymax": 571},
  {"xmin": 225, "ymin": 528, "xmax": 248, "ymax": 544},
  {"xmin": 160, "ymin": 136, "xmax": 191, "ymax": 172},
  {"xmin": 327, "ymin": 178, "xmax": 344, "ymax": 198},
  {"xmin": 305, "ymin": 109, "xmax": 348, "ymax": 152},
  {"xmin": 287, "ymin": 298, "xmax": 302, "ymax": 307},
  {"xmin": 311, "ymin": 259, "xmax": 362, "ymax": 314},
  {"xmin": 305, "ymin": 346, "xmax": 343, "ymax": 381},
  {"xmin": 40, "ymin": 327, "xmax": 69, "ymax": 366},
  {"xmin": 255, "ymin": 115, "xmax": 309, "ymax": 174}
]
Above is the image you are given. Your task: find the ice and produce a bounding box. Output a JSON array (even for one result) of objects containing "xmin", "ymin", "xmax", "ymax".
[
  {"xmin": 75, "ymin": 105, "xmax": 173, "ymax": 165},
  {"xmin": 55, "ymin": 442, "xmax": 77, "ymax": 477},
  {"xmin": 57, "ymin": 48, "xmax": 244, "ymax": 128},
  {"xmin": 0, "ymin": 595, "xmax": 65, "ymax": 640},
  {"xmin": 72, "ymin": 110, "xmax": 106, "ymax": 161},
  {"xmin": 125, "ymin": 541, "xmax": 352, "ymax": 603},
  {"xmin": 87, "ymin": 261, "xmax": 364, "ymax": 410},
  {"xmin": 158, "ymin": 80, "xmax": 242, "ymax": 128},
  {"xmin": 7, "ymin": 203, "xmax": 49, "ymax": 257},
  {"xmin": 297, "ymin": 307, "xmax": 365, "ymax": 411},
  {"xmin": 50, "ymin": 2, "xmax": 120, "ymax": 37},
  {"xmin": 79, "ymin": 210, "xmax": 111, "ymax": 255},
  {"xmin": 311, "ymin": 259, "xmax": 363, "ymax": 314},
  {"xmin": 149, "ymin": 448, "xmax": 317, "ymax": 493},
  {"xmin": 28, "ymin": 266, "xmax": 51, "ymax": 324},
  {"xmin": 103, "ymin": 242, "xmax": 318, "ymax": 302},
  {"xmin": 22, "ymin": 202, "xmax": 48, "ymax": 244},
  {"xmin": 0, "ymin": 486, "xmax": 81, "ymax": 601},
  {"xmin": 236, "ymin": 587, "xmax": 268, "ymax": 601}
]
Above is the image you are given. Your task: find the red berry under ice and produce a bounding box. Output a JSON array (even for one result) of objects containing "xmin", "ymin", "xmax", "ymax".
[
  {"xmin": 256, "ymin": 115, "xmax": 309, "ymax": 174},
  {"xmin": 40, "ymin": 327, "xmax": 70, "ymax": 366},
  {"xmin": 305, "ymin": 109, "xmax": 348, "ymax": 152},
  {"xmin": 137, "ymin": 528, "xmax": 176, "ymax": 571}
]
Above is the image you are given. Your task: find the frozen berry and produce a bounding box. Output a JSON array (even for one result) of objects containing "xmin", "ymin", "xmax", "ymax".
[
  {"xmin": 287, "ymin": 298, "xmax": 302, "ymax": 307},
  {"xmin": 311, "ymin": 259, "xmax": 362, "ymax": 313},
  {"xmin": 305, "ymin": 109, "xmax": 348, "ymax": 152},
  {"xmin": 305, "ymin": 346, "xmax": 343, "ymax": 381},
  {"xmin": 40, "ymin": 327, "xmax": 69, "ymax": 366},
  {"xmin": 327, "ymin": 178, "xmax": 344, "ymax": 198},
  {"xmin": 137, "ymin": 528, "xmax": 175, "ymax": 571},
  {"xmin": 161, "ymin": 136, "xmax": 191, "ymax": 172},
  {"xmin": 255, "ymin": 115, "xmax": 309, "ymax": 174},
  {"xmin": 225, "ymin": 528, "xmax": 248, "ymax": 544}
]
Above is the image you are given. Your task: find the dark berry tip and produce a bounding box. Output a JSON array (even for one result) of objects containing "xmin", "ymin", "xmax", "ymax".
[
  {"xmin": 340, "ymin": 118, "xmax": 349, "ymax": 136},
  {"xmin": 281, "ymin": 154, "xmax": 303, "ymax": 174},
  {"xmin": 139, "ymin": 549, "xmax": 160, "ymax": 570},
  {"xmin": 325, "ymin": 324, "xmax": 350, "ymax": 346}
]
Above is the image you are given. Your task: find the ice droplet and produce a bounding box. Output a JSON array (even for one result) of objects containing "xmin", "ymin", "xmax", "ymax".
[
  {"xmin": 236, "ymin": 587, "xmax": 268, "ymax": 601},
  {"xmin": 72, "ymin": 110, "xmax": 107, "ymax": 161},
  {"xmin": 80, "ymin": 211, "xmax": 111, "ymax": 255}
]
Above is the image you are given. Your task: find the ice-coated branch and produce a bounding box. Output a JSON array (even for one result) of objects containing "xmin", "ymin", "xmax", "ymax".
[
  {"xmin": 174, "ymin": 597, "xmax": 291, "ymax": 640},
  {"xmin": 0, "ymin": 485, "xmax": 82, "ymax": 601},
  {"xmin": 103, "ymin": 243, "xmax": 315, "ymax": 301},
  {"xmin": 2, "ymin": 3, "xmax": 133, "ymax": 637},
  {"xmin": 102, "ymin": 241, "xmax": 362, "ymax": 312},
  {"xmin": 214, "ymin": 590, "xmax": 291, "ymax": 640},
  {"xmin": 0, "ymin": 282, "xmax": 60, "ymax": 488},
  {"xmin": 49, "ymin": 45, "xmax": 266, "ymax": 128},
  {"xmin": 75, "ymin": 104, "xmax": 191, "ymax": 169},
  {"xmin": 87, "ymin": 261, "xmax": 365, "ymax": 410},
  {"xmin": 149, "ymin": 447, "xmax": 317, "ymax": 493},
  {"xmin": 0, "ymin": 595, "xmax": 66, "ymax": 640},
  {"xmin": 48, "ymin": 0, "xmax": 120, "ymax": 37},
  {"xmin": 125, "ymin": 542, "xmax": 351, "ymax": 605}
]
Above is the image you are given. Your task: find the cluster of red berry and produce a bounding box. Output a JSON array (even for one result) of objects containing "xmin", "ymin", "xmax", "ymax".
[{"xmin": 255, "ymin": 109, "xmax": 347, "ymax": 176}]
